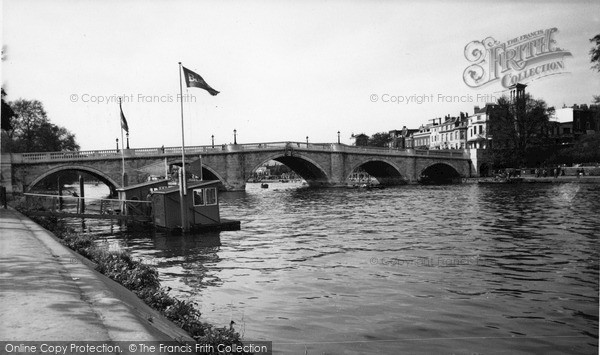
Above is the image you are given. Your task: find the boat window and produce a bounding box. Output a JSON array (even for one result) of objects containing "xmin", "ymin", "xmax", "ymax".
[
  {"xmin": 193, "ymin": 188, "xmax": 205, "ymax": 206},
  {"xmin": 206, "ymin": 188, "xmax": 217, "ymax": 205}
]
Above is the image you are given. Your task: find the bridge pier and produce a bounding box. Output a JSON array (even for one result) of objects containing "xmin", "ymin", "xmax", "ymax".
[{"xmin": 223, "ymin": 152, "xmax": 247, "ymax": 191}]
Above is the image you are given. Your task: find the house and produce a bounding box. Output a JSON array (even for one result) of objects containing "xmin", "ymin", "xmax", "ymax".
[
  {"xmin": 388, "ymin": 126, "xmax": 419, "ymax": 149},
  {"xmin": 555, "ymin": 104, "xmax": 600, "ymax": 137},
  {"xmin": 467, "ymin": 104, "xmax": 497, "ymax": 149},
  {"xmin": 351, "ymin": 133, "xmax": 369, "ymax": 146},
  {"xmin": 429, "ymin": 118, "xmax": 443, "ymax": 149},
  {"xmin": 438, "ymin": 113, "xmax": 469, "ymax": 149},
  {"xmin": 412, "ymin": 124, "xmax": 432, "ymax": 149}
]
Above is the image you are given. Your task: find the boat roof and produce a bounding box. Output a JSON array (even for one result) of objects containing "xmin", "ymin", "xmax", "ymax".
[
  {"xmin": 151, "ymin": 180, "xmax": 220, "ymax": 195},
  {"xmin": 116, "ymin": 179, "xmax": 169, "ymax": 192}
]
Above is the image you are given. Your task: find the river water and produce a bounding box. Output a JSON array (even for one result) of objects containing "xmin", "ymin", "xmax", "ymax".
[{"xmin": 65, "ymin": 182, "xmax": 599, "ymax": 354}]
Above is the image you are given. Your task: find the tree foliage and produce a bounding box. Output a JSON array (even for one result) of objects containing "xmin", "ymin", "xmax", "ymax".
[
  {"xmin": 2, "ymin": 99, "xmax": 79, "ymax": 153},
  {"xmin": 549, "ymin": 132, "xmax": 600, "ymax": 165},
  {"xmin": 488, "ymin": 94, "xmax": 554, "ymax": 167},
  {"xmin": 590, "ymin": 34, "xmax": 600, "ymax": 72},
  {"xmin": 1, "ymin": 89, "xmax": 15, "ymax": 131},
  {"xmin": 367, "ymin": 132, "xmax": 392, "ymax": 147}
]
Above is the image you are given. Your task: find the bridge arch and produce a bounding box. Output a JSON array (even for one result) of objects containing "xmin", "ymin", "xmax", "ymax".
[
  {"xmin": 419, "ymin": 162, "xmax": 462, "ymax": 184},
  {"xmin": 26, "ymin": 165, "xmax": 121, "ymax": 193},
  {"xmin": 187, "ymin": 159, "xmax": 228, "ymax": 188},
  {"xmin": 249, "ymin": 152, "xmax": 330, "ymax": 187},
  {"xmin": 348, "ymin": 158, "xmax": 407, "ymax": 185}
]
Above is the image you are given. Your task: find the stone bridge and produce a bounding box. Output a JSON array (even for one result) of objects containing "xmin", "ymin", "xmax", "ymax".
[{"xmin": 1, "ymin": 142, "xmax": 477, "ymax": 193}]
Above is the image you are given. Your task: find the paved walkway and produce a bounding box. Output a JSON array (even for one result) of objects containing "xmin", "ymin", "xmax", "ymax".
[{"xmin": 0, "ymin": 207, "xmax": 193, "ymax": 342}]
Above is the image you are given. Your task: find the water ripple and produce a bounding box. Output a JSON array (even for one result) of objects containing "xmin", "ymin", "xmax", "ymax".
[{"xmin": 71, "ymin": 182, "xmax": 599, "ymax": 353}]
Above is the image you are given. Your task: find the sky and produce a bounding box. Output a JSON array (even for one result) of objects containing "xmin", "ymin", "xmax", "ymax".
[{"xmin": 2, "ymin": 0, "xmax": 599, "ymax": 150}]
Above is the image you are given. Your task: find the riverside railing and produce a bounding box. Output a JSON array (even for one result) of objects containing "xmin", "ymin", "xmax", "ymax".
[
  {"xmin": 15, "ymin": 142, "xmax": 469, "ymax": 163},
  {"xmin": 23, "ymin": 193, "xmax": 152, "ymax": 220}
]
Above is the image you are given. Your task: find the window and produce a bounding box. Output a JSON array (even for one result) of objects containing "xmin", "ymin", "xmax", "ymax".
[
  {"xmin": 193, "ymin": 187, "xmax": 217, "ymax": 206},
  {"xmin": 479, "ymin": 125, "xmax": 483, "ymax": 134},
  {"xmin": 205, "ymin": 188, "xmax": 217, "ymax": 205},
  {"xmin": 193, "ymin": 189, "xmax": 205, "ymax": 206}
]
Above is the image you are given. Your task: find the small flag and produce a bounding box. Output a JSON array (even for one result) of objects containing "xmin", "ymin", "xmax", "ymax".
[
  {"xmin": 182, "ymin": 66, "xmax": 219, "ymax": 96},
  {"xmin": 119, "ymin": 99, "xmax": 129, "ymax": 133}
]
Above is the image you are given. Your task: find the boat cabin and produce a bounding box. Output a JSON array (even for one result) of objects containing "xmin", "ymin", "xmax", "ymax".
[
  {"xmin": 116, "ymin": 179, "xmax": 169, "ymax": 217},
  {"xmin": 150, "ymin": 180, "xmax": 222, "ymax": 230}
]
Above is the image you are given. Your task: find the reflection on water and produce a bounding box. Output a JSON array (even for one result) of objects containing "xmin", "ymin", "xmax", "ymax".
[{"xmin": 65, "ymin": 182, "xmax": 599, "ymax": 354}]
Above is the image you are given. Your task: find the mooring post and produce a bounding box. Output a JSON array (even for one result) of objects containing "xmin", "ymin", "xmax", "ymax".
[
  {"xmin": 58, "ymin": 176, "xmax": 63, "ymax": 210},
  {"xmin": 79, "ymin": 175, "xmax": 85, "ymax": 213},
  {"xmin": 0, "ymin": 186, "xmax": 6, "ymax": 209}
]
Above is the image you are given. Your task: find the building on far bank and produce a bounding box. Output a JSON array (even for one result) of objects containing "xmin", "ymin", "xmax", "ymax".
[
  {"xmin": 412, "ymin": 124, "xmax": 431, "ymax": 149},
  {"xmin": 467, "ymin": 104, "xmax": 497, "ymax": 149},
  {"xmin": 388, "ymin": 126, "xmax": 419, "ymax": 149},
  {"xmin": 351, "ymin": 133, "xmax": 369, "ymax": 146},
  {"xmin": 429, "ymin": 118, "xmax": 443, "ymax": 149},
  {"xmin": 438, "ymin": 113, "xmax": 468, "ymax": 149},
  {"xmin": 555, "ymin": 104, "xmax": 600, "ymax": 137}
]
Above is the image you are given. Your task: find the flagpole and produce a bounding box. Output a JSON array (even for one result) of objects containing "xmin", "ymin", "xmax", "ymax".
[
  {"xmin": 178, "ymin": 62, "xmax": 188, "ymax": 233},
  {"xmin": 119, "ymin": 99, "xmax": 126, "ymax": 187},
  {"xmin": 186, "ymin": 85, "xmax": 203, "ymax": 181}
]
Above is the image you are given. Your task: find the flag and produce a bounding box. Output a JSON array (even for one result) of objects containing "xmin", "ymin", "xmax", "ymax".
[
  {"xmin": 182, "ymin": 66, "xmax": 219, "ymax": 96},
  {"xmin": 119, "ymin": 100, "xmax": 129, "ymax": 133}
]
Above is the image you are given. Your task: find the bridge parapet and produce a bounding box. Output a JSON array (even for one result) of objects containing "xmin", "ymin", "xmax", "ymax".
[
  {"xmin": 5, "ymin": 142, "xmax": 475, "ymax": 194},
  {"xmin": 13, "ymin": 142, "xmax": 469, "ymax": 164}
]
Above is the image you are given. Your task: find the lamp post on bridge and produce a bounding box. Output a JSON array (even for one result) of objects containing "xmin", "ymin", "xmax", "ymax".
[
  {"xmin": 126, "ymin": 132, "xmax": 130, "ymax": 149},
  {"xmin": 116, "ymin": 138, "xmax": 119, "ymax": 152},
  {"xmin": 211, "ymin": 135, "xmax": 214, "ymax": 148},
  {"xmin": 233, "ymin": 129, "xmax": 237, "ymax": 145},
  {"xmin": 337, "ymin": 131, "xmax": 340, "ymax": 144},
  {"xmin": 306, "ymin": 136, "xmax": 309, "ymax": 147}
]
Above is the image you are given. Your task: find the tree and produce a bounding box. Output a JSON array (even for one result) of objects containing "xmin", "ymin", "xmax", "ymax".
[
  {"xmin": 3, "ymin": 99, "xmax": 79, "ymax": 153},
  {"xmin": 1, "ymin": 89, "xmax": 15, "ymax": 131},
  {"xmin": 549, "ymin": 132, "xmax": 600, "ymax": 165},
  {"xmin": 590, "ymin": 34, "xmax": 600, "ymax": 72},
  {"xmin": 488, "ymin": 93, "xmax": 554, "ymax": 167},
  {"xmin": 367, "ymin": 132, "xmax": 392, "ymax": 147}
]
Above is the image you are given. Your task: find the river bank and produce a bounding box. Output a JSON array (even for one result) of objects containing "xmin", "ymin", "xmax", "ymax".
[
  {"xmin": 464, "ymin": 175, "xmax": 600, "ymax": 184},
  {"xmin": 0, "ymin": 207, "xmax": 193, "ymax": 343},
  {"xmin": 0, "ymin": 207, "xmax": 260, "ymax": 355}
]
